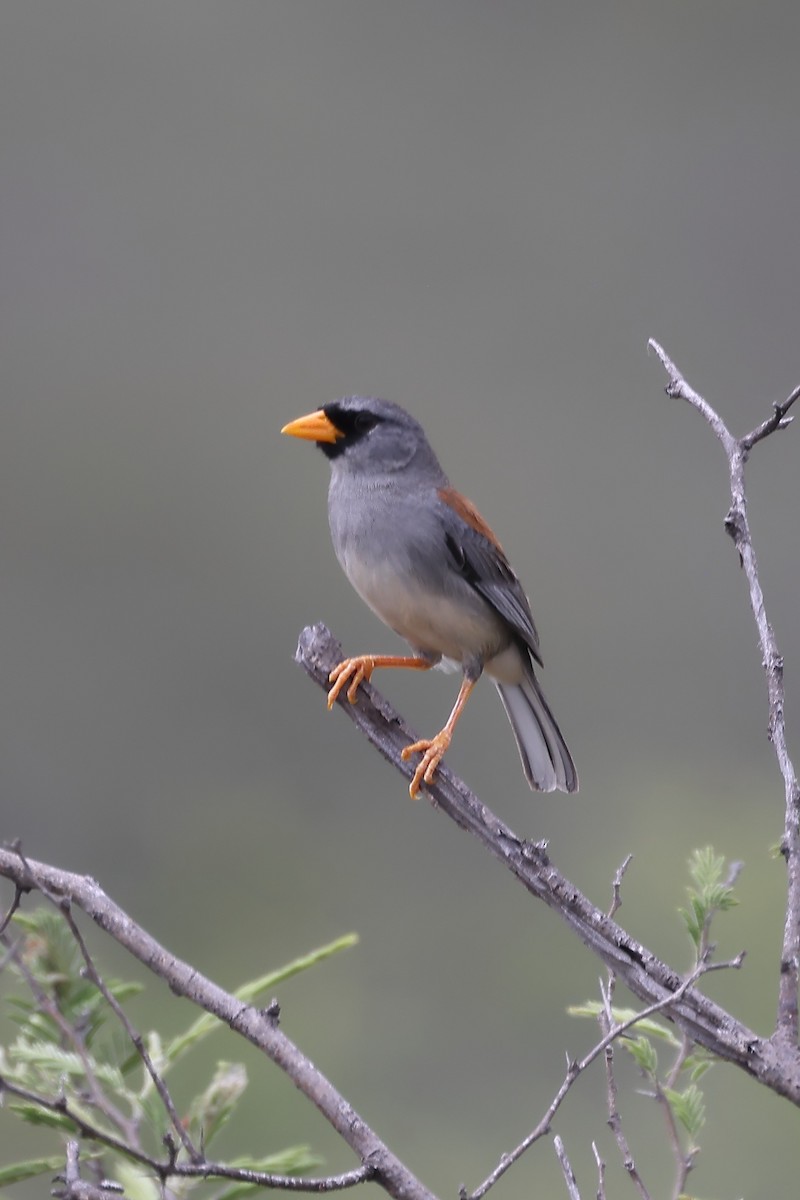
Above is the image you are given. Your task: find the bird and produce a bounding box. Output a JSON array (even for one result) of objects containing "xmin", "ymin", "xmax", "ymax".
[{"xmin": 282, "ymin": 398, "xmax": 577, "ymax": 800}]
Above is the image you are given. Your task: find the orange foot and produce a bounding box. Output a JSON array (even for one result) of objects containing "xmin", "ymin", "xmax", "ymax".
[
  {"xmin": 327, "ymin": 656, "xmax": 377, "ymax": 708},
  {"xmin": 401, "ymin": 729, "xmax": 452, "ymax": 799}
]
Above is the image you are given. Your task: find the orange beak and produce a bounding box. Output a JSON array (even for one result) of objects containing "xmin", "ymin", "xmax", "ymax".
[{"xmin": 281, "ymin": 409, "xmax": 344, "ymax": 444}]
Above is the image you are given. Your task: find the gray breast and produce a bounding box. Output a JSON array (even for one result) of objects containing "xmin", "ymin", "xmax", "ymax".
[{"xmin": 327, "ymin": 473, "xmax": 510, "ymax": 663}]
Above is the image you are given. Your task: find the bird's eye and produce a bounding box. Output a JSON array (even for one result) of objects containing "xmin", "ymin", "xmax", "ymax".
[{"xmin": 354, "ymin": 412, "xmax": 377, "ymax": 434}]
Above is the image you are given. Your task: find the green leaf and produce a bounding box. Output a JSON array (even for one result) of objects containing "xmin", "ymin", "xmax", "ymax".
[
  {"xmin": 216, "ymin": 1185, "xmax": 260, "ymax": 1200},
  {"xmin": 114, "ymin": 1160, "xmax": 161, "ymax": 1200},
  {"xmin": 625, "ymin": 1034, "xmax": 657, "ymax": 1076},
  {"xmin": 138, "ymin": 1086, "xmax": 172, "ymax": 1139},
  {"xmin": 244, "ymin": 1146, "xmax": 323, "ymax": 1171},
  {"xmin": 0, "ymin": 1155, "xmax": 67, "ymax": 1185},
  {"xmin": 679, "ymin": 894, "xmax": 708, "ymax": 948},
  {"xmin": 229, "ymin": 1146, "xmax": 323, "ymax": 1174},
  {"xmin": 567, "ymin": 1002, "xmax": 680, "ymax": 1046},
  {"xmin": 7, "ymin": 1103, "xmax": 78, "ymax": 1132},
  {"xmin": 681, "ymin": 847, "xmax": 739, "ymax": 956},
  {"xmin": 105, "ymin": 980, "xmax": 145, "ymax": 1004},
  {"xmin": 9, "ymin": 1038, "xmax": 127, "ymax": 1094},
  {"xmin": 663, "ymin": 1083, "xmax": 706, "ymax": 1137},
  {"xmin": 688, "ymin": 847, "xmax": 724, "ymax": 890},
  {"xmin": 186, "ymin": 1061, "xmax": 248, "ymax": 1146},
  {"xmin": 682, "ymin": 1051, "xmax": 713, "ymax": 1083},
  {"xmin": 11, "ymin": 909, "xmax": 80, "ymax": 987},
  {"xmin": 13, "ymin": 1010, "xmax": 62, "ymax": 1042},
  {"xmin": 165, "ymin": 933, "xmax": 359, "ymax": 1065}
]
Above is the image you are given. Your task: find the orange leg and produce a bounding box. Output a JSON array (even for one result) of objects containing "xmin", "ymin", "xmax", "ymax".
[
  {"xmin": 401, "ymin": 675, "xmax": 477, "ymax": 799},
  {"xmin": 327, "ymin": 654, "xmax": 433, "ymax": 709}
]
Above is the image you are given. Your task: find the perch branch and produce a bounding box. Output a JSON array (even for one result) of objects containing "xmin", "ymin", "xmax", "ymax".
[{"xmin": 294, "ymin": 622, "xmax": 800, "ymax": 1101}]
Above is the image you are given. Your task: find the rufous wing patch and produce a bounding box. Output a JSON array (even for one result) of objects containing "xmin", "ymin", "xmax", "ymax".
[{"xmin": 438, "ymin": 486, "xmax": 505, "ymax": 553}]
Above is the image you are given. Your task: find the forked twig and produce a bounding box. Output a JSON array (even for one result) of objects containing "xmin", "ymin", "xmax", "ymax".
[{"xmin": 648, "ymin": 339, "xmax": 800, "ymax": 1043}]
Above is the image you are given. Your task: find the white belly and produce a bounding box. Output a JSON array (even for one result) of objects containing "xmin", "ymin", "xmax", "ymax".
[{"xmin": 342, "ymin": 551, "xmax": 508, "ymax": 666}]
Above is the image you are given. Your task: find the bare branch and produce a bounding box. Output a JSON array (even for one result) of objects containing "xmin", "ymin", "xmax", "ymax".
[
  {"xmin": 602, "ymin": 1035, "xmax": 651, "ymax": 1200},
  {"xmin": 741, "ymin": 381, "xmax": 800, "ymax": 453},
  {"xmin": 293, "ymin": 623, "xmax": 800, "ymax": 1101},
  {"xmin": 648, "ymin": 340, "xmax": 800, "ymax": 1045},
  {"xmin": 647, "ymin": 339, "xmax": 736, "ymax": 452},
  {"xmin": 58, "ymin": 899, "xmax": 202, "ymax": 1165},
  {"xmin": 591, "ymin": 1142, "xmax": 606, "ymax": 1200}
]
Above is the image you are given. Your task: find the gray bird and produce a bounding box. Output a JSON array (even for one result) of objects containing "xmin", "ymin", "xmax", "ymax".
[{"xmin": 282, "ymin": 398, "xmax": 578, "ymax": 799}]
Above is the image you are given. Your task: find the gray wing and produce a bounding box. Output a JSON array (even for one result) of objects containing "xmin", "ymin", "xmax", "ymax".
[{"xmin": 437, "ymin": 495, "xmax": 543, "ymax": 666}]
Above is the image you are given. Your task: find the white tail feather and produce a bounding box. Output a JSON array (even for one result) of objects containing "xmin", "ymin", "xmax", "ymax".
[{"xmin": 495, "ymin": 676, "xmax": 578, "ymax": 793}]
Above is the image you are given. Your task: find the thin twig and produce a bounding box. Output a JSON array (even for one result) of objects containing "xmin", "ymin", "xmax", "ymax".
[
  {"xmin": 554, "ymin": 1136, "xmax": 581, "ymax": 1200},
  {"xmin": 599, "ymin": 976, "xmax": 652, "ymax": 1200},
  {"xmin": 591, "ymin": 1142, "xmax": 606, "ymax": 1200},
  {"xmin": 58, "ymin": 900, "xmax": 202, "ymax": 1165},
  {"xmin": 648, "ymin": 339, "xmax": 800, "ymax": 1045},
  {"xmin": 741, "ymin": 381, "xmax": 800, "ymax": 453},
  {"xmin": 609, "ymin": 855, "xmax": 633, "ymax": 919},
  {"xmin": 602, "ymin": 1036, "xmax": 651, "ymax": 1200},
  {"xmin": 0, "ymin": 884, "xmax": 23, "ymax": 937},
  {"xmin": 660, "ymin": 1004, "xmax": 698, "ymax": 1196},
  {"xmin": 0, "ymin": 1075, "xmax": 376, "ymax": 1193},
  {"xmin": 652, "ymin": 1074, "xmax": 696, "ymax": 1200},
  {"xmin": 664, "ymin": 1029, "xmax": 693, "ymax": 1091},
  {"xmin": 173, "ymin": 1162, "xmax": 376, "ymax": 1191}
]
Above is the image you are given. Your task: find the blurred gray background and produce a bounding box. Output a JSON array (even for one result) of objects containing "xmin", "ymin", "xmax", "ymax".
[{"xmin": 2, "ymin": 3, "xmax": 799, "ymax": 1197}]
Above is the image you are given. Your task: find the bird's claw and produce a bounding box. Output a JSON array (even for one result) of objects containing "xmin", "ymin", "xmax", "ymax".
[
  {"xmin": 401, "ymin": 730, "xmax": 452, "ymax": 799},
  {"xmin": 327, "ymin": 656, "xmax": 376, "ymax": 708}
]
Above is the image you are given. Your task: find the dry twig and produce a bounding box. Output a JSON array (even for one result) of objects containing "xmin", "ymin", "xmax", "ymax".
[
  {"xmin": 648, "ymin": 339, "xmax": 800, "ymax": 1044},
  {"xmin": 553, "ymin": 1136, "xmax": 581, "ymax": 1200}
]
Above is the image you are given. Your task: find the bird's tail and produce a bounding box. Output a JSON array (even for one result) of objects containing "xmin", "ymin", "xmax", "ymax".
[{"xmin": 495, "ymin": 673, "xmax": 578, "ymax": 793}]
